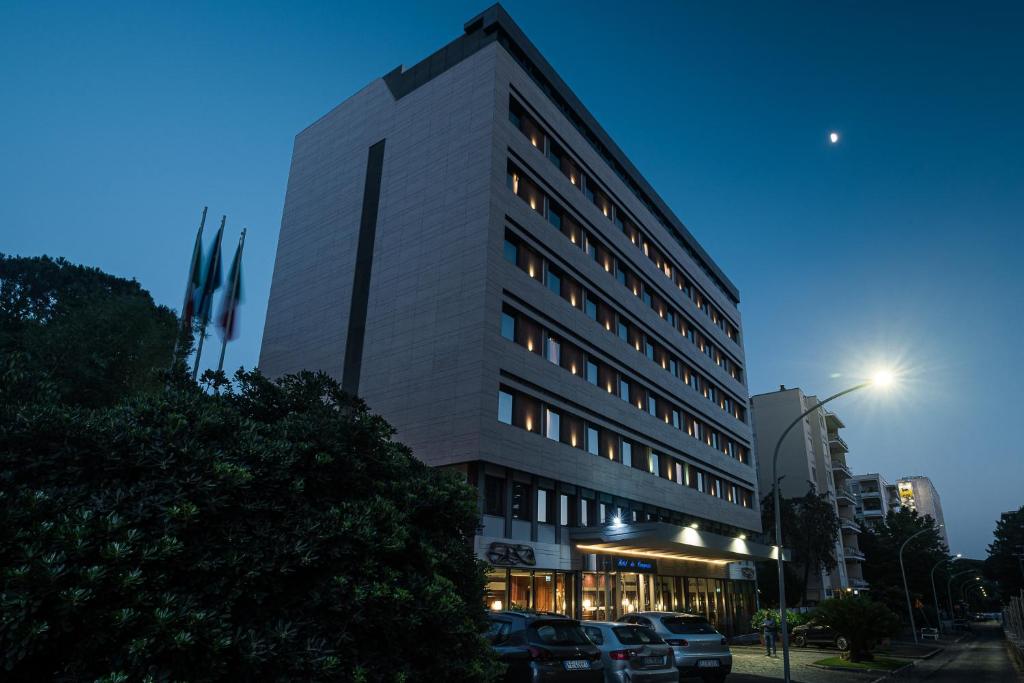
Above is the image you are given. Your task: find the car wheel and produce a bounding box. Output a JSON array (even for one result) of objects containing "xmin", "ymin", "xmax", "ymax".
[
  {"xmin": 793, "ymin": 634, "xmax": 806, "ymax": 647},
  {"xmin": 835, "ymin": 635, "xmax": 850, "ymax": 651}
]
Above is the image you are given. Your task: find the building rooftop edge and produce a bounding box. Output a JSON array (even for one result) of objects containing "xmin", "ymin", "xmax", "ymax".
[{"xmin": 382, "ymin": 2, "xmax": 742, "ymax": 305}]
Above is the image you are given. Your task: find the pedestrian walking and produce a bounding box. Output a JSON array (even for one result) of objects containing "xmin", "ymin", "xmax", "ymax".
[{"xmin": 763, "ymin": 613, "xmax": 778, "ymax": 657}]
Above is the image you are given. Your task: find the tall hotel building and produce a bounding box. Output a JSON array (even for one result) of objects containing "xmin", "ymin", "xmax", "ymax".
[{"xmin": 260, "ymin": 4, "xmax": 774, "ymax": 633}]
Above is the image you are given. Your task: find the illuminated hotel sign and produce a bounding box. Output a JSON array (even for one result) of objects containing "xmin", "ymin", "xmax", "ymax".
[{"xmin": 614, "ymin": 557, "xmax": 657, "ymax": 573}]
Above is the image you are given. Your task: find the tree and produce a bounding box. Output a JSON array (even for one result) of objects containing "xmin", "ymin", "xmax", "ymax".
[
  {"xmin": 0, "ymin": 367, "xmax": 501, "ymax": 681},
  {"xmin": 811, "ymin": 596, "xmax": 900, "ymax": 662},
  {"xmin": 986, "ymin": 506, "xmax": 1024, "ymax": 600},
  {"xmin": 859, "ymin": 508, "xmax": 948, "ymax": 624},
  {"xmin": 0, "ymin": 254, "xmax": 182, "ymax": 407},
  {"xmin": 760, "ymin": 490, "xmax": 841, "ymax": 605}
]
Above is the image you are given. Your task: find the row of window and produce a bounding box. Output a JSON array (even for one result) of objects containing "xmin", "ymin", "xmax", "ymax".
[
  {"xmin": 497, "ymin": 385, "xmax": 754, "ymax": 509},
  {"xmin": 506, "ymin": 160, "xmax": 743, "ymax": 381},
  {"xmin": 508, "ymin": 95, "xmax": 742, "ymax": 321},
  {"xmin": 501, "ymin": 304, "xmax": 749, "ymax": 465},
  {"xmin": 503, "ymin": 231, "xmax": 746, "ymax": 423}
]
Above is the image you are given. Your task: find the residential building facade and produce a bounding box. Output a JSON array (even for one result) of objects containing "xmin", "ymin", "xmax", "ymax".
[
  {"xmin": 851, "ymin": 472, "xmax": 901, "ymax": 528},
  {"xmin": 259, "ymin": 4, "xmax": 773, "ymax": 633},
  {"xmin": 750, "ymin": 387, "xmax": 867, "ymax": 601},
  {"xmin": 896, "ymin": 475, "xmax": 950, "ymax": 549}
]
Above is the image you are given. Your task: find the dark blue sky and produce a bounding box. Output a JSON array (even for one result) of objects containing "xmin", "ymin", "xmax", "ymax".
[{"xmin": 3, "ymin": 1, "xmax": 1021, "ymax": 557}]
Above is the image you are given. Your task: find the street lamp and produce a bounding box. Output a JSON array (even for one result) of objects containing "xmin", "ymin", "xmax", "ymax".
[
  {"xmin": 899, "ymin": 525, "xmax": 942, "ymax": 644},
  {"xmin": 946, "ymin": 570, "xmax": 978, "ymax": 620},
  {"xmin": 770, "ymin": 370, "xmax": 894, "ymax": 683},
  {"xmin": 961, "ymin": 577, "xmax": 982, "ymax": 602},
  {"xmin": 930, "ymin": 554, "xmax": 961, "ymax": 633}
]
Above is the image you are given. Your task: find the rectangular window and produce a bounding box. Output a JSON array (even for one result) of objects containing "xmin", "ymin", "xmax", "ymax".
[
  {"xmin": 547, "ymin": 206, "xmax": 562, "ymax": 229},
  {"xmin": 484, "ymin": 476, "xmax": 504, "ymax": 516},
  {"xmin": 645, "ymin": 341, "xmax": 655, "ymax": 361},
  {"xmin": 647, "ymin": 395, "xmax": 656, "ymax": 416},
  {"xmin": 560, "ymin": 494, "xmax": 571, "ymax": 526},
  {"xmin": 546, "ymin": 269, "xmax": 561, "ymax": 296},
  {"xmin": 587, "ymin": 426, "xmax": 599, "ymax": 456},
  {"xmin": 585, "ymin": 361, "xmax": 598, "ymax": 385},
  {"xmin": 619, "ymin": 379, "xmax": 629, "ymax": 402},
  {"xmin": 617, "ymin": 320, "xmax": 628, "ymax": 342},
  {"xmin": 501, "ymin": 312, "xmax": 515, "ymax": 341},
  {"xmin": 511, "ymin": 481, "xmax": 531, "ymax": 521},
  {"xmin": 585, "ymin": 297, "xmax": 597, "ymax": 320},
  {"xmin": 537, "ymin": 488, "xmax": 551, "ymax": 523},
  {"xmin": 498, "ymin": 390, "xmax": 513, "ymax": 425},
  {"xmin": 599, "ymin": 502, "xmax": 607, "ymax": 524},
  {"xmin": 580, "ymin": 498, "xmax": 590, "ymax": 527},
  {"xmin": 503, "ymin": 239, "xmax": 517, "ymax": 264},
  {"xmin": 545, "ymin": 409, "xmax": 560, "ymax": 441},
  {"xmin": 621, "ymin": 441, "xmax": 632, "ymax": 468},
  {"xmin": 546, "ymin": 336, "xmax": 560, "ymax": 365},
  {"xmin": 649, "ymin": 451, "xmax": 660, "ymax": 476},
  {"xmin": 671, "ymin": 410, "xmax": 680, "ymax": 429},
  {"xmin": 675, "ymin": 462, "xmax": 684, "ymax": 486}
]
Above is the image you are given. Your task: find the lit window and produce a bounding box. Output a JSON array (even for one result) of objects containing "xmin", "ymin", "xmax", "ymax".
[
  {"xmin": 498, "ymin": 390, "xmax": 513, "ymax": 425},
  {"xmin": 546, "ymin": 336, "xmax": 560, "ymax": 365},
  {"xmin": 675, "ymin": 462, "xmax": 684, "ymax": 486},
  {"xmin": 560, "ymin": 494, "xmax": 570, "ymax": 526}
]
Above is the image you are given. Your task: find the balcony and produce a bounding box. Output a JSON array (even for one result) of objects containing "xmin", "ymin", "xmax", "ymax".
[
  {"xmin": 835, "ymin": 486, "xmax": 856, "ymax": 506},
  {"xmin": 843, "ymin": 546, "xmax": 866, "ymax": 561},
  {"xmin": 828, "ymin": 434, "xmax": 849, "ymax": 453},
  {"xmin": 831, "ymin": 458, "xmax": 852, "ymax": 478},
  {"xmin": 850, "ymin": 578, "xmax": 870, "ymax": 589},
  {"xmin": 859, "ymin": 489, "xmax": 881, "ymax": 498},
  {"xmin": 840, "ymin": 518, "xmax": 862, "ymax": 534}
]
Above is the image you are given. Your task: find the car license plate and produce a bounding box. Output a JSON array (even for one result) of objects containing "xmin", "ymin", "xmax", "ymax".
[
  {"xmin": 697, "ymin": 659, "xmax": 720, "ymax": 668},
  {"xmin": 563, "ymin": 660, "xmax": 590, "ymax": 670},
  {"xmin": 642, "ymin": 656, "xmax": 665, "ymax": 665}
]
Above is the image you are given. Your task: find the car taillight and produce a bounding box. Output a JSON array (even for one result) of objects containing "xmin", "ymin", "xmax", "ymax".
[
  {"xmin": 665, "ymin": 638, "xmax": 689, "ymax": 647},
  {"xmin": 528, "ymin": 646, "xmax": 554, "ymax": 661},
  {"xmin": 587, "ymin": 650, "xmax": 602, "ymax": 661},
  {"xmin": 609, "ymin": 649, "xmax": 638, "ymax": 661}
]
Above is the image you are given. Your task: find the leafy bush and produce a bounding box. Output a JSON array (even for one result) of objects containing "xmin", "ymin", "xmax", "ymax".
[
  {"xmin": 810, "ymin": 596, "xmax": 900, "ymax": 662},
  {"xmin": 0, "ymin": 368, "xmax": 501, "ymax": 681},
  {"xmin": 750, "ymin": 608, "xmax": 810, "ymax": 632}
]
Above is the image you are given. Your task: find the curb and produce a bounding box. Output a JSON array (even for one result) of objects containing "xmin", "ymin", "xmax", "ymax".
[{"xmin": 868, "ymin": 660, "xmax": 916, "ymax": 683}]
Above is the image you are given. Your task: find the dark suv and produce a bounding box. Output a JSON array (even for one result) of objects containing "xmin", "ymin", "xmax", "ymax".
[{"xmin": 486, "ymin": 611, "xmax": 604, "ymax": 682}]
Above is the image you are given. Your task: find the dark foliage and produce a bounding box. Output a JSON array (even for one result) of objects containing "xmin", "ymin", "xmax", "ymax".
[
  {"xmin": 986, "ymin": 506, "xmax": 1024, "ymax": 600},
  {"xmin": 811, "ymin": 596, "xmax": 900, "ymax": 662},
  {"xmin": 760, "ymin": 490, "xmax": 841, "ymax": 605}
]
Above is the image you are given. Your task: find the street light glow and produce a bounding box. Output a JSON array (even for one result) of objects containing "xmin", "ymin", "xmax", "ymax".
[
  {"xmin": 829, "ymin": 131, "xmax": 840, "ymax": 144},
  {"xmin": 871, "ymin": 369, "xmax": 895, "ymax": 388}
]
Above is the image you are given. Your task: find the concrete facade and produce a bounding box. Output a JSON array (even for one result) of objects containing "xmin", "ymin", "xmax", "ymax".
[
  {"xmin": 259, "ymin": 4, "xmax": 765, "ymax": 632},
  {"xmin": 750, "ymin": 387, "xmax": 867, "ymax": 601},
  {"xmin": 851, "ymin": 472, "xmax": 901, "ymax": 528}
]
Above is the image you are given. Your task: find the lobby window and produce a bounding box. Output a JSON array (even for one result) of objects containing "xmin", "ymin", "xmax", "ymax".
[
  {"xmin": 511, "ymin": 481, "xmax": 531, "ymax": 521},
  {"xmin": 484, "ymin": 476, "xmax": 505, "ymax": 516},
  {"xmin": 587, "ymin": 426, "xmax": 600, "ymax": 456},
  {"xmin": 501, "ymin": 310, "xmax": 516, "ymax": 341},
  {"xmin": 545, "ymin": 408, "xmax": 560, "ymax": 441},
  {"xmin": 621, "ymin": 441, "xmax": 632, "ymax": 468},
  {"xmin": 498, "ymin": 390, "xmax": 513, "ymax": 425}
]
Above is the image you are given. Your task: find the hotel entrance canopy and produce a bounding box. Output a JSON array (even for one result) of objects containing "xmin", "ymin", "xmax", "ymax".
[{"xmin": 570, "ymin": 522, "xmax": 789, "ymax": 564}]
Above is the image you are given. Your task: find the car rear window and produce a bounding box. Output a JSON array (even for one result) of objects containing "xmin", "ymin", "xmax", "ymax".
[
  {"xmin": 661, "ymin": 616, "xmax": 717, "ymax": 634},
  {"xmin": 613, "ymin": 626, "xmax": 664, "ymax": 645},
  {"xmin": 529, "ymin": 621, "xmax": 592, "ymax": 646}
]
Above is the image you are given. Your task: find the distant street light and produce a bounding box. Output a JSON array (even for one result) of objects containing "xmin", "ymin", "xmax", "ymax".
[
  {"xmin": 930, "ymin": 554, "xmax": 961, "ymax": 633},
  {"xmin": 946, "ymin": 570, "xmax": 979, "ymax": 619},
  {"xmin": 771, "ymin": 370, "xmax": 896, "ymax": 683},
  {"xmin": 900, "ymin": 526, "xmax": 942, "ymax": 644}
]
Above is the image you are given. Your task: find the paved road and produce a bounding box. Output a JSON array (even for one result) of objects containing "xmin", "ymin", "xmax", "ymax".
[{"xmin": 901, "ymin": 621, "xmax": 1022, "ymax": 682}]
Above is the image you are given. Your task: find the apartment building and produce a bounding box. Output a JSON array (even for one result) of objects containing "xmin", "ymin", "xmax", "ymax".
[
  {"xmin": 258, "ymin": 4, "xmax": 774, "ymax": 634},
  {"xmin": 851, "ymin": 473, "xmax": 901, "ymax": 528},
  {"xmin": 750, "ymin": 387, "xmax": 868, "ymax": 601},
  {"xmin": 897, "ymin": 476, "xmax": 950, "ymax": 549}
]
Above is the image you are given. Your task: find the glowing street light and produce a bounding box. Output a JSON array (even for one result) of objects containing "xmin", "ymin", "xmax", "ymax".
[
  {"xmin": 771, "ymin": 369, "xmax": 897, "ymax": 682},
  {"xmin": 930, "ymin": 554, "xmax": 962, "ymax": 633},
  {"xmin": 829, "ymin": 131, "xmax": 840, "ymax": 144},
  {"xmin": 900, "ymin": 525, "xmax": 943, "ymax": 644}
]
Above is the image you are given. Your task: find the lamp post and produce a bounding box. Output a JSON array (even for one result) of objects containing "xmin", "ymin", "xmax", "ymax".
[
  {"xmin": 930, "ymin": 554, "xmax": 961, "ymax": 633},
  {"xmin": 962, "ymin": 578, "xmax": 982, "ymax": 602},
  {"xmin": 770, "ymin": 372, "xmax": 892, "ymax": 683},
  {"xmin": 946, "ymin": 570, "xmax": 978, "ymax": 620},
  {"xmin": 899, "ymin": 526, "xmax": 941, "ymax": 644}
]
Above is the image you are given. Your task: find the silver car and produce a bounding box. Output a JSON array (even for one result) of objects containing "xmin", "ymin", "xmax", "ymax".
[
  {"xmin": 620, "ymin": 612, "xmax": 731, "ymax": 681},
  {"xmin": 581, "ymin": 622, "xmax": 678, "ymax": 683}
]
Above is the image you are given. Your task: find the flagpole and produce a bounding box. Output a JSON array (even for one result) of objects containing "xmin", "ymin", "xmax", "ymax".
[
  {"xmin": 217, "ymin": 228, "xmax": 247, "ymax": 375},
  {"xmin": 171, "ymin": 206, "xmax": 206, "ymax": 368},
  {"xmin": 193, "ymin": 215, "xmax": 226, "ymax": 381}
]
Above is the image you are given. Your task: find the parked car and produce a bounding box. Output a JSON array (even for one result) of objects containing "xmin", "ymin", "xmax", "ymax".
[
  {"xmin": 790, "ymin": 618, "xmax": 849, "ymax": 651},
  {"xmin": 580, "ymin": 622, "xmax": 679, "ymax": 683},
  {"xmin": 487, "ymin": 611, "xmax": 604, "ymax": 682},
  {"xmin": 620, "ymin": 612, "xmax": 731, "ymax": 682}
]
